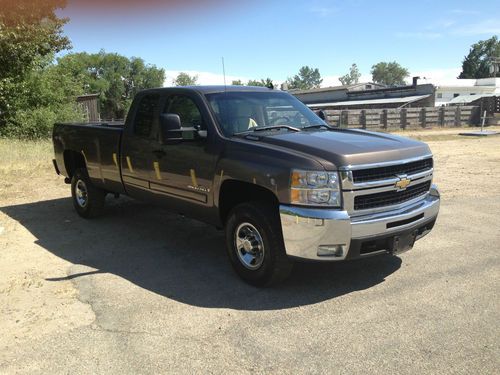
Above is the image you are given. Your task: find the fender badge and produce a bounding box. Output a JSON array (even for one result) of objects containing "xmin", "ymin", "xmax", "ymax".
[{"xmin": 188, "ymin": 185, "xmax": 210, "ymax": 193}]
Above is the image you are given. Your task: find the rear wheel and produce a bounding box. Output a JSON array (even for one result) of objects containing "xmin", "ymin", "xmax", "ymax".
[
  {"xmin": 225, "ymin": 201, "xmax": 293, "ymax": 286},
  {"xmin": 71, "ymin": 168, "xmax": 105, "ymax": 218}
]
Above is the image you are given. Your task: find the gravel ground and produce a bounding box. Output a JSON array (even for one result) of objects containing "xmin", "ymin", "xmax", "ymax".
[{"xmin": 0, "ymin": 129, "xmax": 499, "ymax": 374}]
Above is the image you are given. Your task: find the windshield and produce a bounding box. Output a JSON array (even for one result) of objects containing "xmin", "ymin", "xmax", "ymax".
[{"xmin": 205, "ymin": 91, "xmax": 325, "ymax": 136}]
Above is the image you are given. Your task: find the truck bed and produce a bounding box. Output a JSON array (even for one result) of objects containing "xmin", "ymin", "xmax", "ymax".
[
  {"xmin": 59, "ymin": 121, "xmax": 125, "ymax": 128},
  {"xmin": 53, "ymin": 122, "xmax": 125, "ymax": 194}
]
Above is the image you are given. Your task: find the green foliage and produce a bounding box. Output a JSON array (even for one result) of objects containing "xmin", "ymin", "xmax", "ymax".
[
  {"xmin": 370, "ymin": 61, "xmax": 409, "ymax": 86},
  {"xmin": 286, "ymin": 66, "xmax": 323, "ymax": 90},
  {"xmin": 247, "ymin": 78, "xmax": 274, "ymax": 88},
  {"xmin": 1, "ymin": 60, "xmax": 85, "ymax": 139},
  {"xmin": 173, "ymin": 72, "xmax": 198, "ymax": 86},
  {"xmin": 459, "ymin": 36, "xmax": 500, "ymax": 79},
  {"xmin": 0, "ymin": 1, "xmax": 165, "ymax": 138},
  {"xmin": 4, "ymin": 102, "xmax": 84, "ymax": 139},
  {"xmin": 0, "ymin": 0, "xmax": 71, "ymax": 134},
  {"xmin": 56, "ymin": 51, "xmax": 165, "ymax": 119},
  {"xmin": 231, "ymin": 79, "xmax": 243, "ymax": 85},
  {"xmin": 247, "ymin": 79, "xmax": 264, "ymax": 87},
  {"xmin": 0, "ymin": 0, "xmax": 70, "ymax": 80},
  {"xmin": 0, "ymin": 0, "xmax": 82, "ymax": 138},
  {"xmin": 339, "ymin": 63, "xmax": 361, "ymax": 86}
]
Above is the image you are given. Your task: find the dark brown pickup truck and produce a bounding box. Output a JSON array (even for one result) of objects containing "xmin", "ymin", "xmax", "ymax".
[{"xmin": 53, "ymin": 86, "xmax": 440, "ymax": 286}]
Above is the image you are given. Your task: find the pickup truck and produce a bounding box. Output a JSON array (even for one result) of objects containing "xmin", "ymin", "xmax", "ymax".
[{"xmin": 53, "ymin": 86, "xmax": 440, "ymax": 286}]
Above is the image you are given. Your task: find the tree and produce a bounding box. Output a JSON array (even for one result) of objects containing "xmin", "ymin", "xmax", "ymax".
[
  {"xmin": 0, "ymin": 0, "xmax": 71, "ymax": 131},
  {"xmin": 247, "ymin": 78, "xmax": 274, "ymax": 88},
  {"xmin": 370, "ymin": 61, "xmax": 409, "ymax": 86},
  {"xmin": 261, "ymin": 78, "xmax": 274, "ymax": 89},
  {"xmin": 459, "ymin": 36, "xmax": 500, "ymax": 79},
  {"xmin": 3, "ymin": 57, "xmax": 85, "ymax": 138},
  {"xmin": 173, "ymin": 72, "xmax": 198, "ymax": 86},
  {"xmin": 231, "ymin": 79, "xmax": 243, "ymax": 85},
  {"xmin": 286, "ymin": 66, "xmax": 323, "ymax": 90},
  {"xmin": 247, "ymin": 79, "xmax": 264, "ymax": 87},
  {"xmin": 56, "ymin": 51, "xmax": 165, "ymax": 119},
  {"xmin": 339, "ymin": 63, "xmax": 361, "ymax": 86},
  {"xmin": 0, "ymin": 0, "xmax": 70, "ymax": 79}
]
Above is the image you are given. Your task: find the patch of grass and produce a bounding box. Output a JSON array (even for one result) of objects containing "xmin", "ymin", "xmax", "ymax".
[{"xmin": 0, "ymin": 138, "xmax": 53, "ymax": 173}]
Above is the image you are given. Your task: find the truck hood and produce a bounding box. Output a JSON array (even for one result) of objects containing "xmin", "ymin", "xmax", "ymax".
[{"xmin": 249, "ymin": 129, "xmax": 431, "ymax": 170}]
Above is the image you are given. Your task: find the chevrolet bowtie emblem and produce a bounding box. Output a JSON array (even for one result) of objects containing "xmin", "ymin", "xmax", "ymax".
[{"xmin": 395, "ymin": 176, "xmax": 411, "ymax": 190}]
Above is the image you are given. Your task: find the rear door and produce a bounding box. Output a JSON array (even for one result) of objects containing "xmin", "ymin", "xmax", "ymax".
[{"xmin": 121, "ymin": 93, "xmax": 161, "ymax": 200}]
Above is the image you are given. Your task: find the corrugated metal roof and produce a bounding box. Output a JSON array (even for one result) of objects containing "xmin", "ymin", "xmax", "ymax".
[
  {"xmin": 447, "ymin": 93, "xmax": 494, "ymax": 104},
  {"xmin": 289, "ymin": 82, "xmax": 385, "ymax": 95},
  {"xmin": 307, "ymin": 94, "xmax": 431, "ymax": 107}
]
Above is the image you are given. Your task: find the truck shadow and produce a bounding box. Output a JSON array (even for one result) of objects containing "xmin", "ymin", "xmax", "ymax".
[{"xmin": 1, "ymin": 197, "xmax": 401, "ymax": 311}]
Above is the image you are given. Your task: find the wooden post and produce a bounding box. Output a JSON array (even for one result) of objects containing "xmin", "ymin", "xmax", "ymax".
[
  {"xmin": 401, "ymin": 108, "xmax": 407, "ymax": 130},
  {"xmin": 481, "ymin": 110, "xmax": 487, "ymax": 132}
]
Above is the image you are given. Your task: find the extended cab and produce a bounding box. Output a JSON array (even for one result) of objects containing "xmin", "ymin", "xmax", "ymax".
[{"xmin": 53, "ymin": 86, "xmax": 440, "ymax": 286}]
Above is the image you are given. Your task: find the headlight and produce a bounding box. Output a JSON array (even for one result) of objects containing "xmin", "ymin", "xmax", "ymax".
[{"xmin": 290, "ymin": 169, "xmax": 341, "ymax": 207}]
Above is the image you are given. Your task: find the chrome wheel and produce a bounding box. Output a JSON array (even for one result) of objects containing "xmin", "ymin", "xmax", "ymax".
[
  {"xmin": 75, "ymin": 179, "xmax": 88, "ymax": 208},
  {"xmin": 234, "ymin": 222, "xmax": 265, "ymax": 270}
]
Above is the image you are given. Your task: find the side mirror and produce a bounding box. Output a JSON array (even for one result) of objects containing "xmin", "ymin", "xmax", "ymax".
[{"xmin": 160, "ymin": 113, "xmax": 182, "ymax": 143}]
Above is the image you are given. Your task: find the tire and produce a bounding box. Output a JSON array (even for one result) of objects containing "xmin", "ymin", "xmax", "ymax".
[
  {"xmin": 225, "ymin": 201, "xmax": 293, "ymax": 286},
  {"xmin": 71, "ymin": 168, "xmax": 105, "ymax": 219}
]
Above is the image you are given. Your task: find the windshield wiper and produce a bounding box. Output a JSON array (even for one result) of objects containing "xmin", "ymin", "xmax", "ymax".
[
  {"xmin": 302, "ymin": 124, "xmax": 334, "ymax": 130},
  {"xmin": 235, "ymin": 125, "xmax": 301, "ymax": 135},
  {"xmin": 254, "ymin": 125, "xmax": 301, "ymax": 132}
]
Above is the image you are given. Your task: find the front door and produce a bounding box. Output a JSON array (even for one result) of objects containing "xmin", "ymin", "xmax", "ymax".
[
  {"xmin": 121, "ymin": 92, "xmax": 161, "ymax": 201},
  {"xmin": 148, "ymin": 93, "xmax": 218, "ymax": 219}
]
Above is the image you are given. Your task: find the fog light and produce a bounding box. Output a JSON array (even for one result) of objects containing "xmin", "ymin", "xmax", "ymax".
[{"xmin": 317, "ymin": 245, "xmax": 344, "ymax": 257}]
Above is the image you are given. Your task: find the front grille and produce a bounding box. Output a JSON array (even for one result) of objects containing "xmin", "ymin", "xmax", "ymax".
[
  {"xmin": 354, "ymin": 181, "xmax": 431, "ymax": 210},
  {"xmin": 352, "ymin": 158, "xmax": 433, "ymax": 183}
]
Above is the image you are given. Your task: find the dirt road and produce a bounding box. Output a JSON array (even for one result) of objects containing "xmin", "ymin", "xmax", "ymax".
[{"xmin": 1, "ymin": 130, "xmax": 499, "ymax": 374}]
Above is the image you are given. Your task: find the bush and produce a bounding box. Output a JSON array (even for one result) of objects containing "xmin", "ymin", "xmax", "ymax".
[{"xmin": 1, "ymin": 103, "xmax": 84, "ymax": 139}]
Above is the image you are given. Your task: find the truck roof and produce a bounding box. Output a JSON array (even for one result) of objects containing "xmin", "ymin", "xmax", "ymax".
[{"xmin": 140, "ymin": 85, "xmax": 275, "ymax": 95}]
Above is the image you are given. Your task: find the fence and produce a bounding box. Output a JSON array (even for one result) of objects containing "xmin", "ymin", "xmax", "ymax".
[
  {"xmin": 476, "ymin": 95, "xmax": 500, "ymax": 115},
  {"xmin": 317, "ymin": 106, "xmax": 480, "ymax": 130}
]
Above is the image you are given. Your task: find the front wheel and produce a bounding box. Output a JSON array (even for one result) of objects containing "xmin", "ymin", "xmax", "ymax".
[
  {"xmin": 225, "ymin": 201, "xmax": 293, "ymax": 286},
  {"xmin": 71, "ymin": 168, "xmax": 105, "ymax": 219}
]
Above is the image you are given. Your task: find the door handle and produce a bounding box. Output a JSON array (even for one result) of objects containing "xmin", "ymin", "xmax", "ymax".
[{"xmin": 152, "ymin": 149, "xmax": 166, "ymax": 158}]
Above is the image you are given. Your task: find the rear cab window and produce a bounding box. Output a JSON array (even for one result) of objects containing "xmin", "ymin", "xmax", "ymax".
[{"xmin": 134, "ymin": 94, "xmax": 160, "ymax": 138}]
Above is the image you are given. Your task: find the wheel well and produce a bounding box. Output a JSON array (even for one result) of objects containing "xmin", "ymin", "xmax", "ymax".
[
  {"xmin": 63, "ymin": 150, "xmax": 86, "ymax": 178},
  {"xmin": 219, "ymin": 180, "xmax": 279, "ymax": 224}
]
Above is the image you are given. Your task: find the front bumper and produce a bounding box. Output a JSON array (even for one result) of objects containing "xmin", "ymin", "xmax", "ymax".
[{"xmin": 279, "ymin": 184, "xmax": 440, "ymax": 261}]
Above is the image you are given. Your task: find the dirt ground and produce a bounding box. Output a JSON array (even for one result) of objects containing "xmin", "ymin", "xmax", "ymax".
[{"xmin": 0, "ymin": 128, "xmax": 499, "ymax": 374}]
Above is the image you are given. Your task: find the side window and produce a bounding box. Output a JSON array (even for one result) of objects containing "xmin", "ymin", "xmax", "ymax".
[
  {"xmin": 134, "ymin": 94, "xmax": 160, "ymax": 137},
  {"xmin": 164, "ymin": 95, "xmax": 205, "ymax": 129},
  {"xmin": 265, "ymin": 106, "xmax": 311, "ymax": 127}
]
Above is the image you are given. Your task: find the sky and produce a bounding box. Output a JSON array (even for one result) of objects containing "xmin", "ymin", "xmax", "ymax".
[{"xmin": 58, "ymin": 0, "xmax": 500, "ymax": 87}]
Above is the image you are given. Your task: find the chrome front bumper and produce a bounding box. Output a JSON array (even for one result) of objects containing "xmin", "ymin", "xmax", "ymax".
[{"xmin": 279, "ymin": 185, "xmax": 440, "ymax": 261}]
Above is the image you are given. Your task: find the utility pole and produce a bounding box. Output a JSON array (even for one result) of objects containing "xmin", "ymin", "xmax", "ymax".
[{"xmin": 489, "ymin": 56, "xmax": 500, "ymax": 77}]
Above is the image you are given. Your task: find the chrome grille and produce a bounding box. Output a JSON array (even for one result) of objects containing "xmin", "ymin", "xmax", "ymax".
[
  {"xmin": 352, "ymin": 158, "xmax": 433, "ymax": 183},
  {"xmin": 354, "ymin": 181, "xmax": 431, "ymax": 210}
]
